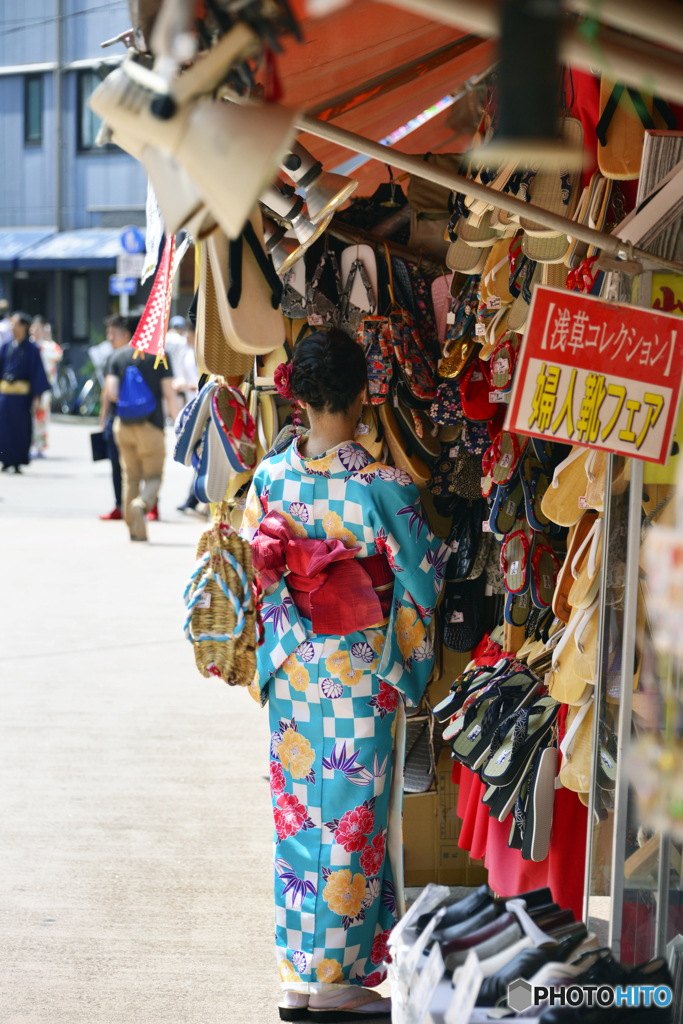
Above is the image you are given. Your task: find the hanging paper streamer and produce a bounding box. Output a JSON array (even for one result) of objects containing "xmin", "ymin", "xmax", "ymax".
[{"xmin": 130, "ymin": 234, "xmax": 176, "ymax": 368}]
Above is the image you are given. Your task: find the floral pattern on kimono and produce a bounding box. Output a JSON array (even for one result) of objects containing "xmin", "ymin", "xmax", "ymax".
[{"xmin": 240, "ymin": 438, "xmax": 448, "ymax": 992}]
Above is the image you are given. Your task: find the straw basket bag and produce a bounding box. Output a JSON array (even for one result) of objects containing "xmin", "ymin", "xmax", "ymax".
[{"xmin": 183, "ymin": 503, "xmax": 257, "ymax": 686}]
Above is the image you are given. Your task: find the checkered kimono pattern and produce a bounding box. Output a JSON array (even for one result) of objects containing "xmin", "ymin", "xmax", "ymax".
[{"xmin": 240, "ymin": 438, "xmax": 449, "ymax": 994}]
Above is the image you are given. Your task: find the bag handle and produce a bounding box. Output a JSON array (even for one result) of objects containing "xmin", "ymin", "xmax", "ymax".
[
  {"xmin": 383, "ymin": 242, "xmax": 400, "ymax": 314},
  {"xmin": 228, "ymin": 221, "xmax": 284, "ymax": 311}
]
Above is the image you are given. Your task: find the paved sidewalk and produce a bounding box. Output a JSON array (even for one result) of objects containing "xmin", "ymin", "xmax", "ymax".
[{"xmin": 0, "ymin": 423, "xmax": 281, "ymax": 1023}]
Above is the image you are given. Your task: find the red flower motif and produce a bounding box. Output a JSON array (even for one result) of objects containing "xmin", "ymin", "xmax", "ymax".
[
  {"xmin": 260, "ymin": 487, "xmax": 269, "ymax": 514},
  {"xmin": 360, "ymin": 832, "xmax": 385, "ymax": 876},
  {"xmin": 361, "ymin": 970, "xmax": 386, "ymax": 988},
  {"xmin": 375, "ymin": 681, "xmax": 399, "ymax": 714},
  {"xmin": 335, "ymin": 806, "xmax": 375, "ymax": 852},
  {"xmin": 270, "ymin": 761, "xmax": 286, "ymax": 795},
  {"xmin": 374, "ymin": 528, "xmax": 387, "ymax": 554},
  {"xmin": 385, "ymin": 546, "xmax": 402, "ymax": 573},
  {"xmin": 273, "ymin": 793, "xmax": 307, "ymax": 841},
  {"xmin": 370, "ymin": 929, "xmax": 393, "ymax": 965},
  {"xmin": 274, "ymin": 362, "xmax": 294, "ymax": 400}
]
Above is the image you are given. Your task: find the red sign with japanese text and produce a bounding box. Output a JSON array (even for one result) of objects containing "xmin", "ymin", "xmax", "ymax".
[{"xmin": 505, "ymin": 285, "xmax": 683, "ymax": 464}]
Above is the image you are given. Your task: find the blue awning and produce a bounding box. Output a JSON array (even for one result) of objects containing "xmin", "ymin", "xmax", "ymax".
[
  {"xmin": 0, "ymin": 228, "xmax": 56, "ymax": 271},
  {"xmin": 17, "ymin": 229, "xmax": 134, "ymax": 270}
]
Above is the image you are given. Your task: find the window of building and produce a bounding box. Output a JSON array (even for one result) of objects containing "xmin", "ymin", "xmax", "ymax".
[
  {"xmin": 78, "ymin": 70, "xmax": 106, "ymax": 151},
  {"xmin": 25, "ymin": 75, "xmax": 43, "ymax": 146},
  {"xmin": 72, "ymin": 275, "xmax": 89, "ymax": 339}
]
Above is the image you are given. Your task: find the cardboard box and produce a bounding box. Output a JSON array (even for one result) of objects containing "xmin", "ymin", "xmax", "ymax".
[
  {"xmin": 403, "ymin": 749, "xmax": 488, "ymax": 887},
  {"xmin": 404, "ymin": 791, "xmax": 438, "ymax": 887}
]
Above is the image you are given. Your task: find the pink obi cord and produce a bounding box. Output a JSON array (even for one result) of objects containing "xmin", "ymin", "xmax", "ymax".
[{"xmin": 251, "ymin": 511, "xmax": 390, "ymax": 635}]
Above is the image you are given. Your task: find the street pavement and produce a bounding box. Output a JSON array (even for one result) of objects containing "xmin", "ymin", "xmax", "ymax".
[{"xmin": 0, "ymin": 420, "xmax": 281, "ymax": 1023}]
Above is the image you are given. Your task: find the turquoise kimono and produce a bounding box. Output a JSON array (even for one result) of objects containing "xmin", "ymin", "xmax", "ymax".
[{"xmin": 240, "ymin": 437, "xmax": 449, "ymax": 994}]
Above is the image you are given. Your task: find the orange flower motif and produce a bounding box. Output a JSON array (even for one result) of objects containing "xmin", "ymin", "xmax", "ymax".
[
  {"xmin": 281, "ymin": 510, "xmax": 308, "ymax": 538},
  {"xmin": 279, "ymin": 960, "xmax": 300, "ymax": 983},
  {"xmin": 289, "ymin": 666, "xmax": 310, "ymax": 692},
  {"xmin": 306, "ymin": 452, "xmax": 335, "ymax": 474},
  {"xmin": 247, "ymin": 670, "xmax": 262, "ymax": 705},
  {"xmin": 339, "ymin": 662, "xmax": 364, "ymax": 687},
  {"xmin": 322, "ymin": 869, "xmax": 367, "ymax": 919},
  {"xmin": 282, "ymin": 653, "xmax": 298, "ymax": 675},
  {"xmin": 321, "ymin": 510, "xmax": 357, "ymax": 550},
  {"xmin": 278, "ymin": 728, "xmax": 315, "ymax": 779},
  {"xmin": 242, "ymin": 487, "xmax": 262, "ymax": 529},
  {"xmin": 394, "ymin": 606, "xmax": 426, "ymax": 659},
  {"xmin": 325, "ymin": 650, "xmax": 363, "ymax": 686},
  {"xmin": 316, "ymin": 958, "xmax": 343, "ymax": 984}
]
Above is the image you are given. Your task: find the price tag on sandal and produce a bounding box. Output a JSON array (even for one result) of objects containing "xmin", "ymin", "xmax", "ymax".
[
  {"xmin": 196, "ymin": 593, "xmax": 212, "ymax": 609},
  {"xmin": 446, "ymin": 311, "xmax": 456, "ymax": 324},
  {"xmin": 492, "ymin": 358, "xmax": 509, "ymax": 376},
  {"xmin": 445, "ymin": 950, "xmax": 483, "ymax": 1024},
  {"xmin": 475, "ymin": 323, "xmax": 486, "ymax": 336},
  {"xmin": 450, "ymin": 611, "xmax": 464, "ymax": 623},
  {"xmin": 578, "ymin": 496, "xmax": 589, "ymax": 509},
  {"xmin": 486, "ymin": 295, "xmax": 502, "ymax": 309},
  {"xmin": 482, "ymin": 520, "xmax": 492, "ymax": 532},
  {"xmin": 449, "ymin": 447, "xmax": 460, "ymax": 458},
  {"xmin": 308, "ymin": 314, "xmax": 323, "ymax": 326},
  {"xmin": 489, "ymin": 391, "xmax": 510, "ymax": 403}
]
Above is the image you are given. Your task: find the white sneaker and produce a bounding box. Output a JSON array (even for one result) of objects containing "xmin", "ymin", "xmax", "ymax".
[{"xmin": 129, "ymin": 497, "xmax": 148, "ymax": 541}]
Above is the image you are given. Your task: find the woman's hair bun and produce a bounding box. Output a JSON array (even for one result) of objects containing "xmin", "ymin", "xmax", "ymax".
[{"xmin": 290, "ymin": 329, "xmax": 367, "ymax": 414}]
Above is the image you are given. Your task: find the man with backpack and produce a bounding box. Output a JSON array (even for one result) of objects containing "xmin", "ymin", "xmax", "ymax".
[{"xmin": 105, "ymin": 331, "xmax": 181, "ymax": 542}]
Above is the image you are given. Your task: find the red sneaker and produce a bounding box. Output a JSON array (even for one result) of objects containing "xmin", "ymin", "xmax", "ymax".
[
  {"xmin": 146, "ymin": 504, "xmax": 159, "ymax": 521},
  {"xmin": 99, "ymin": 507, "xmax": 122, "ymax": 521}
]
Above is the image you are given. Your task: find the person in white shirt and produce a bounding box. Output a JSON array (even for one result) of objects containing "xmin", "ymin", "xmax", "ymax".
[
  {"xmin": 174, "ymin": 327, "xmax": 207, "ymax": 518},
  {"xmin": 0, "ymin": 300, "xmax": 12, "ymax": 345},
  {"xmin": 172, "ymin": 326, "xmax": 199, "ymax": 405},
  {"xmin": 164, "ymin": 315, "xmax": 188, "ymax": 378}
]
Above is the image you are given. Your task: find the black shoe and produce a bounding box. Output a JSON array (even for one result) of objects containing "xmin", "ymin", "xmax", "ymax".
[
  {"xmin": 477, "ymin": 927, "xmax": 588, "ymax": 1007},
  {"xmin": 538, "ymin": 956, "xmax": 673, "ymax": 1023},
  {"xmin": 417, "ymin": 884, "xmax": 489, "ymax": 933}
]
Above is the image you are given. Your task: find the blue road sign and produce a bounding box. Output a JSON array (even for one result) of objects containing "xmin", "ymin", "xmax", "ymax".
[
  {"xmin": 120, "ymin": 226, "xmax": 145, "ymax": 254},
  {"xmin": 109, "ymin": 275, "xmax": 138, "ymax": 296}
]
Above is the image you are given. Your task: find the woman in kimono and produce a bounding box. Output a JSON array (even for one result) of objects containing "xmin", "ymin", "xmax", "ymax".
[
  {"xmin": 0, "ymin": 311, "xmax": 50, "ymax": 472},
  {"xmin": 240, "ymin": 330, "xmax": 449, "ymax": 1022}
]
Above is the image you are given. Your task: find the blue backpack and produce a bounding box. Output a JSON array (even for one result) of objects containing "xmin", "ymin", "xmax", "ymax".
[{"xmin": 118, "ymin": 364, "xmax": 156, "ymax": 420}]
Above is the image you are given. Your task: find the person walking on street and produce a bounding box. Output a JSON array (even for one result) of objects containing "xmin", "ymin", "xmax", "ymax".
[
  {"xmin": 0, "ymin": 311, "xmax": 50, "ymax": 473},
  {"xmin": 173, "ymin": 326, "xmax": 206, "ymax": 518},
  {"xmin": 0, "ymin": 300, "xmax": 12, "ymax": 344},
  {"xmin": 105, "ymin": 338, "xmax": 181, "ymax": 541},
  {"xmin": 30, "ymin": 315, "xmax": 62, "ymax": 458},
  {"xmin": 98, "ymin": 315, "xmax": 130, "ymax": 521},
  {"xmin": 164, "ymin": 315, "xmax": 188, "ymax": 378}
]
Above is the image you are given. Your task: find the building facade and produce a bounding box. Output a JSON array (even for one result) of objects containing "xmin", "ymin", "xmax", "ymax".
[{"xmin": 0, "ymin": 0, "xmax": 149, "ymax": 350}]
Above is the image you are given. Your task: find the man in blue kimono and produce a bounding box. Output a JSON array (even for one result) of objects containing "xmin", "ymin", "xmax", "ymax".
[{"xmin": 0, "ymin": 311, "xmax": 50, "ymax": 472}]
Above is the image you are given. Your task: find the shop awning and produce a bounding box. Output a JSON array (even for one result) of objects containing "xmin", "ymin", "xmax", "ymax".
[
  {"xmin": 257, "ymin": 0, "xmax": 497, "ymax": 195},
  {"xmin": 0, "ymin": 228, "xmax": 56, "ymax": 271},
  {"xmin": 16, "ymin": 229, "xmax": 125, "ymax": 271}
]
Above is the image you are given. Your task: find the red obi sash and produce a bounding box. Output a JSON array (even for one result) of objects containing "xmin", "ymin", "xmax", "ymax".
[{"xmin": 251, "ymin": 511, "xmax": 394, "ymax": 635}]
